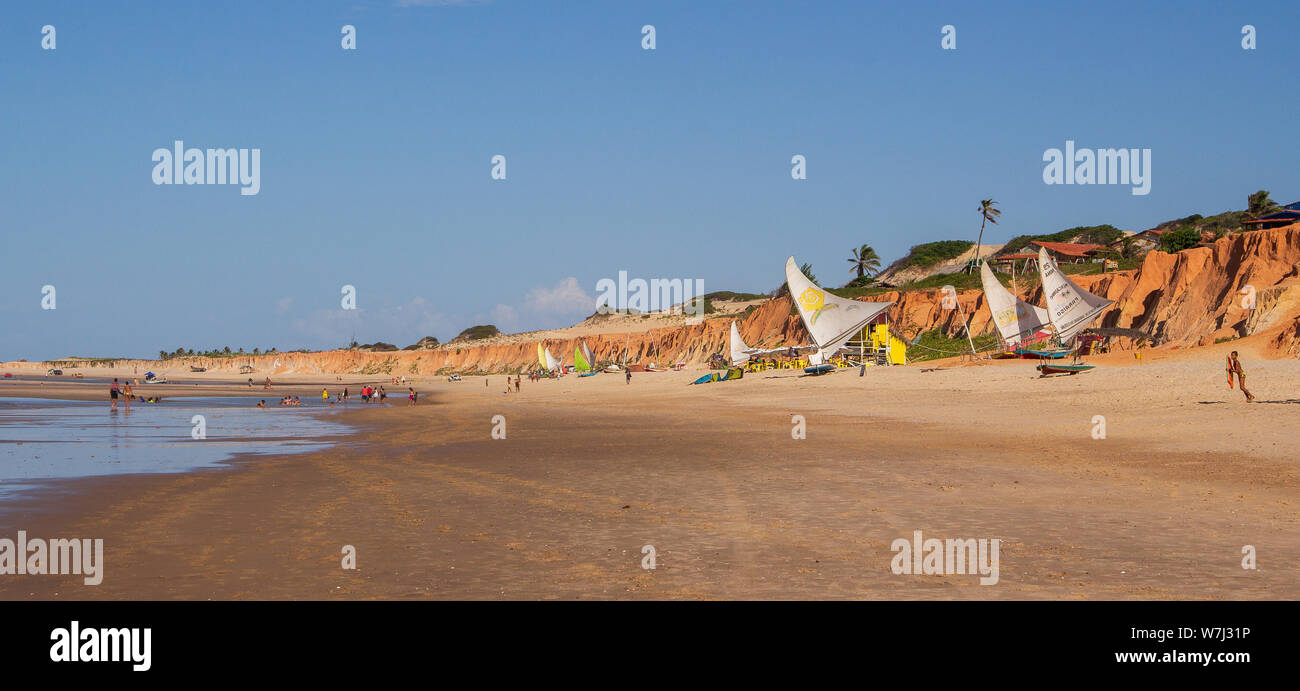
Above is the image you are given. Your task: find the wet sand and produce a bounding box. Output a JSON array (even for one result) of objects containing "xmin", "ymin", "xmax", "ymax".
[{"xmin": 1, "ymin": 355, "xmax": 1297, "ymax": 600}]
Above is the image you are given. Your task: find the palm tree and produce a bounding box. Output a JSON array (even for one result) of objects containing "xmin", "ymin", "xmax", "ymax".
[
  {"xmin": 1120, "ymin": 234, "xmax": 1137, "ymax": 259},
  {"xmin": 847, "ymin": 244, "xmax": 882, "ymax": 279},
  {"xmin": 800, "ymin": 262, "xmax": 817, "ymax": 284},
  {"xmin": 971, "ymin": 199, "xmax": 1001, "ymax": 272},
  {"xmin": 1248, "ymin": 190, "xmax": 1279, "ymax": 217}
]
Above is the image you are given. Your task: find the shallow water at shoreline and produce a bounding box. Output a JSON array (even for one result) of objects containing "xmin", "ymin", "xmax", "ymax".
[{"xmin": 0, "ymin": 396, "xmax": 357, "ymax": 500}]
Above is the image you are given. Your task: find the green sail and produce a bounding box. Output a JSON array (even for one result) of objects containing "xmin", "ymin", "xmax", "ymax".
[{"xmin": 574, "ymin": 344, "xmax": 592, "ymax": 371}]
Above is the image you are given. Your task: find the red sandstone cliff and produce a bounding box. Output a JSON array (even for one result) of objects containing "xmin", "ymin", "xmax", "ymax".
[{"xmin": 23, "ymin": 225, "xmax": 1300, "ymax": 374}]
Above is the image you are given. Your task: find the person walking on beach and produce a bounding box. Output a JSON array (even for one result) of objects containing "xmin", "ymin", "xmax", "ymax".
[
  {"xmin": 408, "ymin": 387, "xmax": 417, "ymax": 405},
  {"xmin": 514, "ymin": 376, "xmax": 520, "ymax": 393},
  {"xmin": 322, "ymin": 387, "xmax": 329, "ymax": 402},
  {"xmin": 122, "ymin": 380, "xmax": 133, "ymax": 409},
  {"xmin": 1227, "ymin": 351, "xmax": 1254, "ymax": 402},
  {"xmin": 625, "ymin": 369, "xmax": 632, "ymax": 385},
  {"xmin": 109, "ymin": 378, "xmax": 120, "ymax": 409}
]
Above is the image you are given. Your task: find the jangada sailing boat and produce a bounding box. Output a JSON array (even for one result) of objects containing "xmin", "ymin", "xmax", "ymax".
[
  {"xmin": 785, "ymin": 256, "xmax": 893, "ymax": 374},
  {"xmin": 730, "ymin": 321, "xmax": 753, "ymax": 366},
  {"xmin": 978, "ymin": 261, "xmax": 1057, "ymax": 359},
  {"xmin": 1034, "ymin": 246, "xmax": 1115, "ymax": 376},
  {"xmin": 536, "ymin": 342, "xmax": 562, "ymax": 374},
  {"xmin": 574, "ymin": 340, "xmax": 599, "ymax": 377},
  {"xmin": 729, "ymin": 319, "xmax": 808, "ymax": 367}
]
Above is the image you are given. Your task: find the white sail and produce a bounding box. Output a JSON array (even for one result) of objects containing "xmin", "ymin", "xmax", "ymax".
[
  {"xmin": 582, "ymin": 340, "xmax": 592, "ymax": 366},
  {"xmin": 1037, "ymin": 247, "xmax": 1115, "ymax": 342},
  {"xmin": 730, "ymin": 321, "xmax": 751, "ymax": 365},
  {"xmin": 979, "ymin": 261, "xmax": 1051, "ymax": 347},
  {"xmin": 544, "ymin": 347, "xmax": 561, "ymax": 372},
  {"xmin": 785, "ymin": 256, "xmax": 892, "ymax": 359}
]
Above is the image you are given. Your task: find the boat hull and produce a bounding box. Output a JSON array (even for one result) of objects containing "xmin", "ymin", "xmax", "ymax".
[
  {"xmin": 1037, "ymin": 363, "xmax": 1095, "ymax": 376},
  {"xmin": 1020, "ymin": 348, "xmax": 1070, "ymax": 360}
]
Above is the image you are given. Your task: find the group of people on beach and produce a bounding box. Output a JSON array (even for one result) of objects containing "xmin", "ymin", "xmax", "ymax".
[
  {"xmin": 109, "ymin": 378, "xmax": 161, "ymax": 406},
  {"xmin": 312, "ymin": 385, "xmax": 402, "ymax": 406},
  {"xmin": 109, "ymin": 352, "xmax": 1264, "ymax": 411}
]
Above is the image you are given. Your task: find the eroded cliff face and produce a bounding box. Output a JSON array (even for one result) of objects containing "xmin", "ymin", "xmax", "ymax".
[
  {"xmin": 24, "ymin": 225, "xmax": 1300, "ymax": 374},
  {"xmin": 874, "ymin": 224, "xmax": 1300, "ymax": 352}
]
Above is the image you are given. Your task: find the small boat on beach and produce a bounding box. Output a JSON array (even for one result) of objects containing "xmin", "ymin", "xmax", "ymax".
[
  {"xmin": 1018, "ymin": 348, "xmax": 1070, "ymax": 360},
  {"xmin": 1037, "ymin": 363, "xmax": 1095, "ymax": 376}
]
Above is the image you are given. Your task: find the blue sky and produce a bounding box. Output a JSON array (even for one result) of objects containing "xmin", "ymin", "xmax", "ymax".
[{"xmin": 2, "ymin": 0, "xmax": 1297, "ymax": 360}]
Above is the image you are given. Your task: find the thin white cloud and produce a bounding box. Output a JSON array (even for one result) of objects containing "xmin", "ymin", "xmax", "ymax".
[
  {"xmin": 489, "ymin": 304, "xmax": 520, "ymax": 332},
  {"xmin": 523, "ymin": 277, "xmax": 596, "ymax": 320}
]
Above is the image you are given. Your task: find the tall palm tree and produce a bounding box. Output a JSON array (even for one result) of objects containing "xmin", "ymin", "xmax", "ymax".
[
  {"xmin": 971, "ymin": 199, "xmax": 1001, "ymax": 272},
  {"xmin": 847, "ymin": 244, "xmax": 882, "ymax": 279},
  {"xmin": 1248, "ymin": 190, "xmax": 1279, "ymax": 217}
]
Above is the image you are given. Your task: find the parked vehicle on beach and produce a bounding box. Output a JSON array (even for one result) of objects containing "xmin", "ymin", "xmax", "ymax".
[{"xmin": 47, "ymin": 368, "xmax": 63, "ymax": 376}]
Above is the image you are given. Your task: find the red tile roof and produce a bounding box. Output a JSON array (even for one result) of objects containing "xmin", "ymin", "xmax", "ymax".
[{"xmin": 1030, "ymin": 241, "xmax": 1104, "ymax": 257}]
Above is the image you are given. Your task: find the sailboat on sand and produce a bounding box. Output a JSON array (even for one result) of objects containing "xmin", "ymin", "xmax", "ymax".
[
  {"xmin": 537, "ymin": 342, "xmax": 562, "ymax": 374},
  {"xmin": 574, "ymin": 340, "xmax": 599, "ymax": 377},
  {"xmin": 977, "ymin": 261, "xmax": 1057, "ymax": 359},
  {"xmin": 1033, "ymin": 246, "xmax": 1115, "ymax": 376},
  {"xmin": 785, "ymin": 256, "xmax": 893, "ymax": 375}
]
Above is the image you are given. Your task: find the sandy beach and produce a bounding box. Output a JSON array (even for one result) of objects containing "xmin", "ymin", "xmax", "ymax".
[{"xmin": 2, "ymin": 343, "xmax": 1296, "ymax": 601}]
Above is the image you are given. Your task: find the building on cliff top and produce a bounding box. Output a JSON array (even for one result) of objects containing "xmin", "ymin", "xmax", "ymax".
[
  {"xmin": 1030, "ymin": 241, "xmax": 1105, "ymax": 264},
  {"xmin": 1242, "ymin": 202, "xmax": 1300, "ymax": 231}
]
